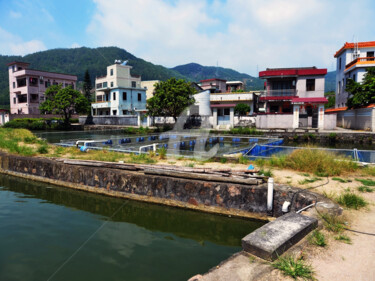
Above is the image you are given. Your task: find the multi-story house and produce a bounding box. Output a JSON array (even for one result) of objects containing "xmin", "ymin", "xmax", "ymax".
[
  {"xmin": 334, "ymin": 41, "xmax": 375, "ymax": 108},
  {"xmin": 91, "ymin": 61, "xmax": 147, "ymax": 116},
  {"xmin": 258, "ymin": 67, "xmax": 328, "ymax": 129},
  {"xmin": 7, "ymin": 61, "xmax": 77, "ymax": 114}
]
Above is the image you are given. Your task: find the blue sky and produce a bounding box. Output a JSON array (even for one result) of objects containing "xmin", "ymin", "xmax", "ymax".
[{"xmin": 1, "ymin": 0, "xmax": 375, "ymax": 75}]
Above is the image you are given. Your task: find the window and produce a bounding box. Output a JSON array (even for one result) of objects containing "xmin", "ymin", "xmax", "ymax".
[
  {"xmin": 353, "ymin": 74, "xmax": 356, "ymax": 82},
  {"xmin": 132, "ymin": 81, "xmax": 136, "ymax": 88},
  {"xmin": 103, "ymin": 82, "xmax": 108, "ymax": 88},
  {"xmin": 110, "ymin": 69, "xmax": 113, "ymax": 76},
  {"xmin": 367, "ymin": 51, "xmax": 374, "ymax": 61},
  {"xmin": 110, "ymin": 82, "xmax": 114, "ymax": 87},
  {"xmin": 30, "ymin": 94, "xmax": 38, "ymax": 103},
  {"xmin": 339, "ymin": 57, "xmax": 342, "ymax": 70},
  {"xmin": 113, "ymin": 92, "xmax": 116, "ymax": 101},
  {"xmin": 138, "ymin": 93, "xmax": 142, "ymax": 101},
  {"xmin": 123, "ymin": 92, "xmax": 127, "ymax": 100},
  {"xmin": 45, "ymin": 80, "xmax": 51, "ymax": 88},
  {"xmin": 17, "ymin": 78, "xmax": 26, "ymax": 87},
  {"xmin": 53, "ymin": 80, "xmax": 58, "ymax": 86},
  {"xmin": 224, "ymin": 108, "xmax": 230, "ymax": 115},
  {"xmin": 338, "ymin": 81, "xmax": 341, "ymax": 94},
  {"xmin": 112, "ymin": 110, "xmax": 117, "ymax": 115},
  {"xmin": 306, "ymin": 79, "xmax": 315, "ymax": 91},
  {"xmin": 29, "ymin": 77, "xmax": 38, "ymax": 86},
  {"xmin": 71, "ymin": 82, "xmax": 74, "ymax": 89},
  {"xmin": 13, "ymin": 82, "xmax": 15, "ymax": 89},
  {"xmin": 13, "ymin": 97, "xmax": 16, "ymax": 104},
  {"xmin": 18, "ymin": 94, "xmax": 27, "ymax": 103},
  {"xmin": 122, "ymin": 110, "xmax": 128, "ymax": 115}
]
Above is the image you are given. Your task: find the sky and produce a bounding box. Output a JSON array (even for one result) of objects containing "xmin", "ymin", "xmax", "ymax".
[{"xmin": 0, "ymin": 0, "xmax": 374, "ymax": 76}]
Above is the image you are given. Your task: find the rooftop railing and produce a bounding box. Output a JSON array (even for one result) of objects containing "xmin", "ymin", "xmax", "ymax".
[
  {"xmin": 261, "ymin": 89, "xmax": 297, "ymax": 97},
  {"xmin": 345, "ymin": 57, "xmax": 375, "ymax": 70}
]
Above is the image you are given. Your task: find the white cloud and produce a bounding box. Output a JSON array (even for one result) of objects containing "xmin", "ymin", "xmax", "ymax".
[
  {"xmin": 0, "ymin": 27, "xmax": 47, "ymax": 56},
  {"xmin": 71, "ymin": 42, "xmax": 81, "ymax": 48},
  {"xmin": 9, "ymin": 11, "xmax": 22, "ymax": 19},
  {"xmin": 87, "ymin": 0, "xmax": 375, "ymax": 75}
]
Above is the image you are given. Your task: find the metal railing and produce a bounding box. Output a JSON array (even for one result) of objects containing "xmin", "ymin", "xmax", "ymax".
[{"xmin": 261, "ymin": 89, "xmax": 297, "ymax": 97}]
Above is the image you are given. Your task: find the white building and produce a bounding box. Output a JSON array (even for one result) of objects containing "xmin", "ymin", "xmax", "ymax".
[
  {"xmin": 334, "ymin": 41, "xmax": 375, "ymax": 108},
  {"xmin": 91, "ymin": 61, "xmax": 147, "ymax": 116}
]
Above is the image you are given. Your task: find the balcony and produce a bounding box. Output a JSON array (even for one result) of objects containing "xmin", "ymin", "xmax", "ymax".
[
  {"xmin": 92, "ymin": 101, "xmax": 111, "ymax": 109},
  {"xmin": 261, "ymin": 89, "xmax": 297, "ymax": 97},
  {"xmin": 345, "ymin": 57, "xmax": 375, "ymax": 72}
]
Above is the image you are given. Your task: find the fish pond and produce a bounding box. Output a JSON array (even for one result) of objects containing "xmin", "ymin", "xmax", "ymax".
[{"xmin": 0, "ymin": 174, "xmax": 264, "ymax": 281}]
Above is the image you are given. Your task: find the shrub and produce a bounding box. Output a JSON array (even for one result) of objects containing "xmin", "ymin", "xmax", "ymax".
[
  {"xmin": 157, "ymin": 147, "xmax": 167, "ymax": 159},
  {"xmin": 239, "ymin": 155, "xmax": 249, "ymax": 164},
  {"xmin": 273, "ymin": 256, "xmax": 314, "ymax": 280},
  {"xmin": 37, "ymin": 144, "xmax": 49, "ymax": 154},
  {"xmin": 220, "ymin": 157, "xmax": 227, "ymax": 164},
  {"xmin": 308, "ymin": 230, "xmax": 326, "ymax": 247},
  {"xmin": 259, "ymin": 168, "xmax": 273, "ymax": 177},
  {"xmin": 336, "ymin": 192, "xmax": 368, "ymax": 209}
]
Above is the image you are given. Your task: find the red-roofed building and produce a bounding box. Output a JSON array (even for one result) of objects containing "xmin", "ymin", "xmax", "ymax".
[
  {"xmin": 334, "ymin": 41, "xmax": 375, "ymax": 108},
  {"xmin": 257, "ymin": 67, "xmax": 330, "ymax": 129}
]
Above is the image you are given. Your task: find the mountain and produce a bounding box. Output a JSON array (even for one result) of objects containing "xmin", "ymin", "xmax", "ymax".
[
  {"xmin": 325, "ymin": 70, "xmax": 336, "ymax": 92},
  {"xmin": 0, "ymin": 46, "xmax": 187, "ymax": 106},
  {"xmin": 171, "ymin": 63, "xmax": 264, "ymax": 90}
]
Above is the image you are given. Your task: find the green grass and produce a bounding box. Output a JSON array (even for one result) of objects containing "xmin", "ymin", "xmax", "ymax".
[
  {"xmin": 273, "ymin": 256, "xmax": 314, "ymax": 280},
  {"xmin": 336, "ymin": 192, "xmax": 368, "ymax": 210},
  {"xmin": 355, "ymin": 178, "xmax": 375, "ymax": 186},
  {"xmin": 156, "ymin": 147, "xmax": 167, "ymax": 159},
  {"xmin": 298, "ymin": 177, "xmax": 321, "ymax": 185},
  {"xmin": 263, "ymin": 148, "xmax": 357, "ymax": 176},
  {"xmin": 332, "ymin": 177, "xmax": 350, "ymax": 183},
  {"xmin": 238, "ymin": 155, "xmax": 249, "ymax": 165},
  {"xmin": 259, "ymin": 168, "xmax": 273, "ymax": 177},
  {"xmin": 184, "ymin": 162, "xmax": 195, "ymax": 168},
  {"xmin": 220, "ymin": 157, "xmax": 227, "ymax": 164},
  {"xmin": 334, "ymin": 234, "xmax": 352, "ymax": 244},
  {"xmin": 37, "ymin": 144, "xmax": 49, "ymax": 154},
  {"xmin": 129, "ymin": 153, "xmax": 156, "ymax": 164},
  {"xmin": 357, "ymin": 186, "xmax": 375, "ymax": 192},
  {"xmin": 308, "ymin": 230, "xmax": 326, "ymax": 247},
  {"xmin": 320, "ymin": 213, "xmax": 345, "ymax": 233}
]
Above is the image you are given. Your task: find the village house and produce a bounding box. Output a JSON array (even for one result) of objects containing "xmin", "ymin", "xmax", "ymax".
[
  {"xmin": 91, "ymin": 61, "xmax": 147, "ymax": 118},
  {"xmin": 257, "ymin": 67, "xmax": 333, "ymax": 129},
  {"xmin": 334, "ymin": 41, "xmax": 375, "ymax": 108},
  {"xmin": 7, "ymin": 61, "xmax": 77, "ymax": 115}
]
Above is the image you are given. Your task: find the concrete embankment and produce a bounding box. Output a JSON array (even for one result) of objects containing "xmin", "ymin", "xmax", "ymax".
[{"xmin": 0, "ymin": 152, "xmax": 321, "ymax": 220}]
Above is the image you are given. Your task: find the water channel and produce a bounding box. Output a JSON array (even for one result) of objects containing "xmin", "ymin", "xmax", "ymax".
[{"xmin": 0, "ymin": 174, "xmax": 264, "ymax": 281}]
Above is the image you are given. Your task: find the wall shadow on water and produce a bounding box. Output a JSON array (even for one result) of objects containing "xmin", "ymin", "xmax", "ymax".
[{"xmin": 0, "ymin": 175, "xmax": 264, "ymax": 247}]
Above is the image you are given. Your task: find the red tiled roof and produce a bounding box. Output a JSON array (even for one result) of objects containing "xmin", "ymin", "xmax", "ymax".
[
  {"xmin": 259, "ymin": 67, "xmax": 327, "ymax": 78},
  {"xmin": 291, "ymin": 97, "xmax": 328, "ymax": 104},
  {"xmin": 260, "ymin": 96, "xmax": 296, "ymax": 101},
  {"xmin": 334, "ymin": 41, "xmax": 375, "ymax": 58},
  {"xmin": 201, "ymin": 78, "xmax": 227, "ymax": 83},
  {"xmin": 6, "ymin": 61, "xmax": 30, "ymax": 66}
]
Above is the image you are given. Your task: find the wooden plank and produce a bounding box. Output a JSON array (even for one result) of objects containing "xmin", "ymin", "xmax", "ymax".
[{"xmin": 144, "ymin": 168, "xmax": 261, "ymax": 185}]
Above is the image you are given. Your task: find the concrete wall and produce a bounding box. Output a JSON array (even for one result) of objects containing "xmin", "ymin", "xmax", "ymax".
[
  {"xmin": 324, "ymin": 113, "xmax": 337, "ymax": 130},
  {"xmin": 337, "ymin": 107, "xmax": 375, "ymax": 131},
  {"xmin": 10, "ymin": 114, "xmax": 80, "ymax": 120},
  {"xmin": 0, "ymin": 152, "xmax": 319, "ymax": 218},
  {"xmin": 79, "ymin": 115, "xmax": 138, "ymax": 126},
  {"xmin": 296, "ymin": 76, "xmax": 325, "ymax": 98},
  {"xmin": 256, "ymin": 114, "xmax": 294, "ymax": 129},
  {"xmin": 234, "ymin": 116, "xmax": 256, "ymax": 127}
]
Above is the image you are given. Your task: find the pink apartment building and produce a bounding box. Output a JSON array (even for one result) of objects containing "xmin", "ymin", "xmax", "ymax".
[{"xmin": 7, "ymin": 61, "xmax": 77, "ymax": 114}]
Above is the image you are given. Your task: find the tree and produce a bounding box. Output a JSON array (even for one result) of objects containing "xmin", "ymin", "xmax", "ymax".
[
  {"xmin": 346, "ymin": 67, "xmax": 375, "ymax": 108},
  {"xmin": 39, "ymin": 85, "xmax": 89, "ymax": 126},
  {"xmin": 146, "ymin": 78, "xmax": 196, "ymax": 122},
  {"xmin": 234, "ymin": 103, "xmax": 250, "ymax": 119},
  {"xmin": 82, "ymin": 69, "xmax": 93, "ymax": 115}
]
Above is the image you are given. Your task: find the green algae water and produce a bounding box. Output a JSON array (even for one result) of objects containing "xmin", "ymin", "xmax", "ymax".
[{"xmin": 0, "ymin": 175, "xmax": 264, "ymax": 281}]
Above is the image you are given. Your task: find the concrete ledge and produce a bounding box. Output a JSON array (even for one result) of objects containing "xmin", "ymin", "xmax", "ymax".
[{"xmin": 241, "ymin": 212, "xmax": 318, "ymax": 260}]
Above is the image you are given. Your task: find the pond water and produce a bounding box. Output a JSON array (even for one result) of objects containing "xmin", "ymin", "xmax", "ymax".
[{"xmin": 0, "ymin": 175, "xmax": 264, "ymax": 281}]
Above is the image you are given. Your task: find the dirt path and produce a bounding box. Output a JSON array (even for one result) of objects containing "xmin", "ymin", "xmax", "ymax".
[{"xmin": 309, "ymin": 192, "xmax": 375, "ymax": 281}]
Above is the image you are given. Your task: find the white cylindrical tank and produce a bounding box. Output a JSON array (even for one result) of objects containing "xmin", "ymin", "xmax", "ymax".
[{"xmin": 194, "ymin": 90, "xmax": 211, "ymax": 116}]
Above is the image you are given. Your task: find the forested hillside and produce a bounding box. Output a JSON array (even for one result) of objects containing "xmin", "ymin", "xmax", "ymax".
[{"xmin": 172, "ymin": 63, "xmax": 264, "ymax": 90}]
